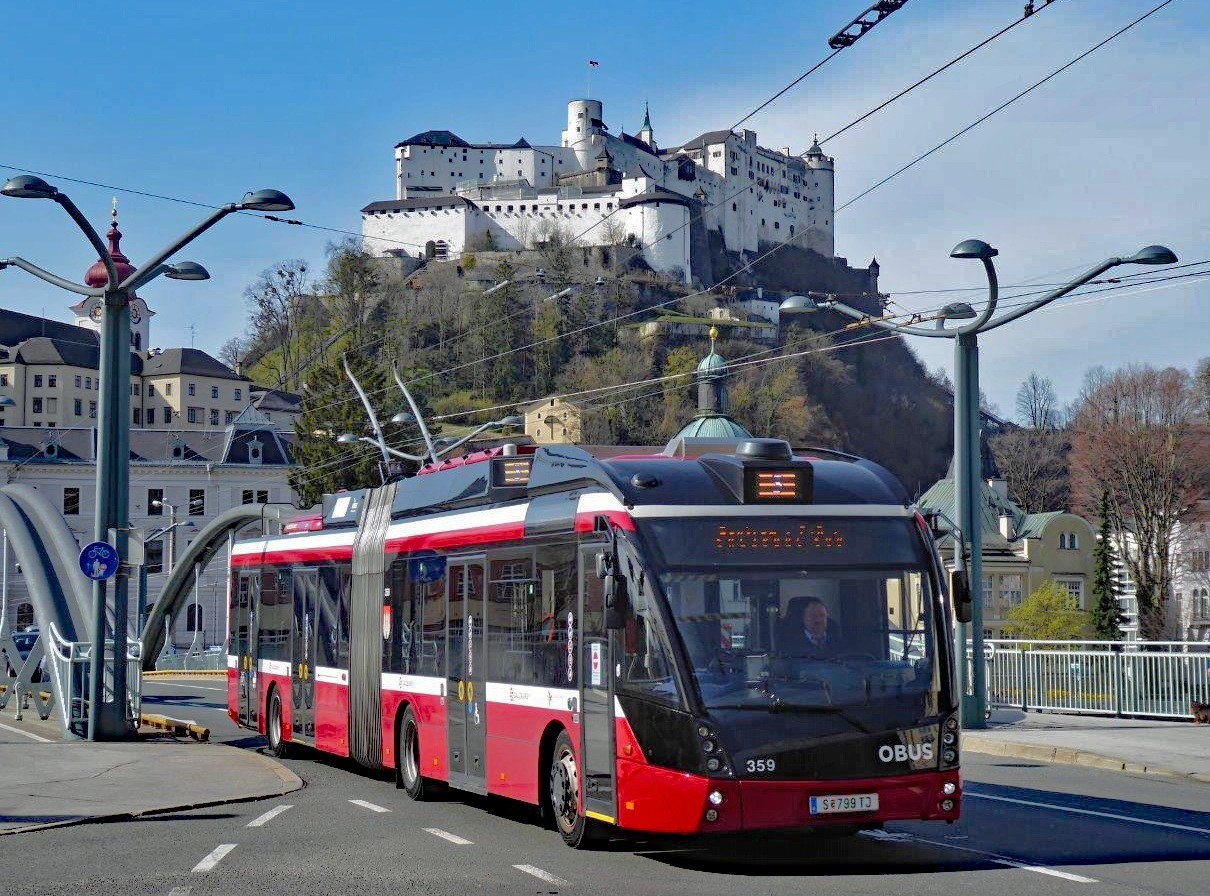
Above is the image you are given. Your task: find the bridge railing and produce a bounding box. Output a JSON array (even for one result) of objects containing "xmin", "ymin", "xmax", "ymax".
[
  {"xmin": 46, "ymin": 623, "xmax": 142, "ymax": 737},
  {"xmin": 978, "ymin": 639, "xmax": 1210, "ymax": 720}
]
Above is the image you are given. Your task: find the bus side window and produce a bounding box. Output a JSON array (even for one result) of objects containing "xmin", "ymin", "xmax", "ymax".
[
  {"xmin": 416, "ymin": 573, "xmax": 445, "ymax": 677},
  {"xmin": 317, "ymin": 565, "xmax": 340, "ymax": 669},
  {"xmin": 337, "ymin": 563, "xmax": 353, "ymax": 669},
  {"xmin": 487, "ymin": 554, "xmax": 535, "ymax": 685},
  {"xmin": 383, "ymin": 557, "xmax": 414, "ymax": 675},
  {"xmin": 535, "ymin": 543, "xmax": 576, "ymax": 688},
  {"xmin": 258, "ymin": 570, "xmax": 290, "ymax": 663}
]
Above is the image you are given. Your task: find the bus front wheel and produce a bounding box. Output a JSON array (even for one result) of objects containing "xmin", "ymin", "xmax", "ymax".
[
  {"xmin": 548, "ymin": 730, "xmax": 594, "ymax": 848},
  {"xmin": 397, "ymin": 706, "xmax": 433, "ymax": 800},
  {"xmin": 267, "ymin": 688, "xmax": 289, "ymax": 758}
]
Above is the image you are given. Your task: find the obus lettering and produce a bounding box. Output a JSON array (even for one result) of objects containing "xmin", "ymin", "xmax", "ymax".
[{"xmin": 877, "ymin": 743, "xmax": 934, "ymax": 763}]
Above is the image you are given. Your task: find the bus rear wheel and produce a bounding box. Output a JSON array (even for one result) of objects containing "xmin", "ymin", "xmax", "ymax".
[
  {"xmin": 548, "ymin": 730, "xmax": 594, "ymax": 848},
  {"xmin": 267, "ymin": 688, "xmax": 289, "ymax": 758},
  {"xmin": 396, "ymin": 706, "xmax": 433, "ymax": 800}
]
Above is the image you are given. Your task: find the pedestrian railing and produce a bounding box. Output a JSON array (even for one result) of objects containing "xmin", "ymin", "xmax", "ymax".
[
  {"xmin": 0, "ymin": 623, "xmax": 55, "ymax": 722},
  {"xmin": 155, "ymin": 647, "xmax": 226, "ymax": 672},
  {"xmin": 980, "ymin": 639, "xmax": 1210, "ymax": 720},
  {"xmin": 45, "ymin": 623, "xmax": 143, "ymax": 737}
]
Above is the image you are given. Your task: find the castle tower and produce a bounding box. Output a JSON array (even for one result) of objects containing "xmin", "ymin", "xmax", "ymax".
[
  {"xmin": 562, "ymin": 98, "xmax": 605, "ymax": 170},
  {"xmin": 803, "ymin": 136, "xmax": 836, "ymax": 257},
  {"xmin": 638, "ymin": 102, "xmax": 655, "ymax": 150},
  {"xmin": 72, "ymin": 200, "xmax": 154, "ymax": 351},
  {"xmin": 868, "ymin": 257, "xmax": 880, "ymax": 295}
]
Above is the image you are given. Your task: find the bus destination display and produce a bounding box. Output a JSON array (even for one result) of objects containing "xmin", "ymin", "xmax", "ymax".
[{"xmin": 493, "ymin": 456, "xmax": 533, "ymax": 487}]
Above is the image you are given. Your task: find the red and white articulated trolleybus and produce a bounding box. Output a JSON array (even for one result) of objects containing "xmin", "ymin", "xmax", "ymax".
[{"xmin": 227, "ymin": 437, "xmax": 964, "ymax": 846}]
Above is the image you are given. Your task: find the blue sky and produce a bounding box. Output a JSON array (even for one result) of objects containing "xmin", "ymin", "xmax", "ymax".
[{"xmin": 1, "ymin": 0, "xmax": 1205, "ymax": 417}]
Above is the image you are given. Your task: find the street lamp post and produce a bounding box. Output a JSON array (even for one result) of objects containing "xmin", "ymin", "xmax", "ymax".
[
  {"xmin": 1, "ymin": 176, "xmax": 294, "ymax": 740},
  {"xmin": 780, "ymin": 240, "xmax": 1177, "ymax": 728},
  {"xmin": 136, "ymin": 518, "xmax": 194, "ymax": 640}
]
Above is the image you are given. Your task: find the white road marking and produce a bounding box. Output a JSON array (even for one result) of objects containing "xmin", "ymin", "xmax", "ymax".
[
  {"xmin": 424, "ymin": 827, "xmax": 473, "ymax": 845},
  {"xmin": 0, "ymin": 720, "xmax": 52, "ymax": 743},
  {"xmin": 147, "ymin": 681, "xmax": 226, "ymax": 693},
  {"xmin": 967, "ymin": 792, "xmax": 1210, "ymax": 837},
  {"xmin": 168, "ymin": 887, "xmax": 193, "ymax": 896},
  {"xmin": 246, "ymin": 804, "xmax": 293, "ymax": 827},
  {"xmin": 191, "ymin": 844, "xmax": 237, "ymax": 873},
  {"xmin": 909, "ymin": 834, "xmax": 1097, "ymax": 883},
  {"xmin": 348, "ymin": 799, "xmax": 390, "ymax": 813},
  {"xmin": 858, "ymin": 829, "xmax": 913, "ymax": 842},
  {"xmin": 514, "ymin": 864, "xmax": 568, "ymax": 885}
]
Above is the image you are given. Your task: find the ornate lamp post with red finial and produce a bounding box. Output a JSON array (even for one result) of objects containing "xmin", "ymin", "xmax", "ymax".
[{"xmin": 0, "ymin": 175, "xmax": 294, "ymax": 739}]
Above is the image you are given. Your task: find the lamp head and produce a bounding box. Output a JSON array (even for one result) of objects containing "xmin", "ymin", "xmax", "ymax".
[
  {"xmin": 1123, "ymin": 244, "xmax": 1177, "ymax": 266},
  {"xmin": 594, "ymin": 276, "xmax": 605, "ymax": 287},
  {"xmin": 779, "ymin": 294, "xmax": 822, "ymax": 315},
  {"xmin": 939, "ymin": 301, "xmax": 978, "ymax": 320},
  {"xmin": 151, "ymin": 499, "xmax": 164, "ymax": 509},
  {"xmin": 164, "ymin": 261, "xmax": 211, "ymax": 281},
  {"xmin": 949, "ymin": 239, "xmax": 998, "ymax": 260},
  {"xmin": 2, "ymin": 175, "xmax": 58, "ymax": 200},
  {"xmin": 0, "ymin": 396, "xmax": 15, "ymax": 408},
  {"xmin": 389, "ymin": 411, "xmax": 416, "ymax": 425},
  {"xmin": 239, "ymin": 189, "xmax": 295, "ymax": 212},
  {"xmin": 336, "ymin": 433, "xmax": 360, "ymax": 444}
]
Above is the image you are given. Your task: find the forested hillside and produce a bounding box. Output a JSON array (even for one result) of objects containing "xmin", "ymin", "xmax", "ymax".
[{"xmin": 230, "ymin": 239, "xmax": 954, "ymax": 506}]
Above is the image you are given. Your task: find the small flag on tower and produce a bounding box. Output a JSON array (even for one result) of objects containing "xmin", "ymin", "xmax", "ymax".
[{"xmin": 588, "ymin": 60, "xmax": 599, "ymax": 68}]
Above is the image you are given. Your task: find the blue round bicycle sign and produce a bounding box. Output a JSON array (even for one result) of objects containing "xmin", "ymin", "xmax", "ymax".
[{"xmin": 79, "ymin": 541, "xmax": 120, "ymax": 580}]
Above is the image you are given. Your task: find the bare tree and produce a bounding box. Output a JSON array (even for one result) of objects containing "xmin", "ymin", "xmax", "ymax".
[
  {"xmin": 323, "ymin": 239, "xmax": 380, "ymax": 346},
  {"xmin": 599, "ymin": 216, "xmax": 628, "ymax": 248},
  {"xmin": 989, "ymin": 428, "xmax": 1069, "ymax": 512},
  {"xmin": 1015, "ymin": 372, "xmax": 1059, "ymax": 429},
  {"xmin": 1195, "ymin": 356, "xmax": 1210, "ymax": 423},
  {"xmin": 217, "ymin": 335, "xmax": 252, "ymax": 371},
  {"xmin": 1069, "ymin": 364, "xmax": 1210, "ymax": 640},
  {"xmin": 245, "ymin": 260, "xmax": 309, "ymax": 392}
]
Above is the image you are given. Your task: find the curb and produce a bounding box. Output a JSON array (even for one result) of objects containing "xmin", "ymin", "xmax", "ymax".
[
  {"xmin": 963, "ymin": 733, "xmax": 1210, "ymax": 786},
  {"xmin": 0, "ymin": 746, "xmax": 304, "ymax": 837},
  {"xmin": 144, "ymin": 670, "xmax": 227, "ymax": 679}
]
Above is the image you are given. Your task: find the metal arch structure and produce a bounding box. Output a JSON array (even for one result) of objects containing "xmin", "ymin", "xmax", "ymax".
[{"xmin": 140, "ymin": 503, "xmax": 299, "ymax": 670}]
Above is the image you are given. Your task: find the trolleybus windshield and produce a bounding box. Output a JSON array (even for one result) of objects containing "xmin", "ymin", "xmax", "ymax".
[{"xmin": 640, "ymin": 517, "xmax": 940, "ymax": 720}]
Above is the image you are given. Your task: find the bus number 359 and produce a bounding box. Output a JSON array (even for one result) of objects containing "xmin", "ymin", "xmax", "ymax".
[{"xmin": 746, "ymin": 758, "xmax": 776, "ymax": 773}]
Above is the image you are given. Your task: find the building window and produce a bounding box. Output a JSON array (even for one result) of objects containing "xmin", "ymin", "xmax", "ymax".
[
  {"xmin": 89, "ymin": 401, "xmax": 97, "ymax": 419},
  {"xmin": 166, "ymin": 383, "xmax": 173, "ymax": 396},
  {"xmin": 32, "ymin": 398, "xmax": 42, "ymax": 414},
  {"xmin": 225, "ymin": 410, "xmax": 236, "ymax": 425},
  {"xmin": 187, "ymin": 407, "xmax": 202, "ymax": 424},
  {"xmin": 148, "ymin": 488, "xmax": 164, "ymax": 515},
  {"xmin": 133, "ymin": 408, "xmax": 141, "ymax": 425},
  {"xmin": 146, "ymin": 408, "xmax": 155, "ymax": 425},
  {"xmin": 145, "ymin": 541, "xmax": 163, "ymax": 575},
  {"xmin": 74, "ymin": 399, "xmax": 83, "ymax": 416},
  {"xmin": 63, "ymin": 487, "xmax": 80, "ymax": 516},
  {"xmin": 187, "ymin": 383, "xmax": 196, "ymax": 397},
  {"xmin": 242, "ymin": 489, "xmax": 269, "ymax": 505},
  {"xmin": 47, "ymin": 398, "xmax": 57, "ymax": 414},
  {"xmin": 0, "ymin": 374, "xmax": 7, "ymax": 387},
  {"xmin": 48, "ymin": 375, "xmax": 57, "ymax": 388},
  {"xmin": 1056, "ymin": 578, "xmax": 1084, "ymax": 604},
  {"xmin": 33, "ymin": 375, "xmax": 42, "ymax": 388},
  {"xmin": 147, "ymin": 384, "xmax": 155, "ymax": 397},
  {"xmin": 85, "ymin": 377, "xmax": 92, "ymax": 390},
  {"xmin": 186, "ymin": 604, "xmax": 204, "ymax": 633},
  {"xmin": 234, "ymin": 388, "xmax": 242, "ymax": 401},
  {"xmin": 209, "ymin": 409, "xmax": 220, "ymax": 426},
  {"xmin": 999, "ymin": 575, "xmax": 1024, "ymax": 609},
  {"xmin": 188, "ymin": 488, "xmax": 205, "ymax": 516},
  {"xmin": 1059, "ymin": 533, "xmax": 1066, "ymax": 550},
  {"xmin": 75, "ymin": 375, "xmax": 82, "ymax": 388},
  {"xmin": 211, "ymin": 386, "xmax": 220, "ymax": 399}
]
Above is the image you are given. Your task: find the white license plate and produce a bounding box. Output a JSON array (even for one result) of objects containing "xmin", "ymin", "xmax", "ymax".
[{"xmin": 809, "ymin": 793, "xmax": 879, "ymax": 815}]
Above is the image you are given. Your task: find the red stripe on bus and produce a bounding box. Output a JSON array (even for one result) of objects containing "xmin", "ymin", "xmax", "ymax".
[{"xmin": 574, "ymin": 510, "xmax": 637, "ymax": 533}]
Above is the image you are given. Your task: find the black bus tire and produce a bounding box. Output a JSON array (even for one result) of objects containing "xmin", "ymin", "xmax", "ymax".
[
  {"xmin": 548, "ymin": 729, "xmax": 595, "ymax": 848},
  {"xmin": 267, "ymin": 687, "xmax": 290, "ymax": 758},
  {"xmin": 397, "ymin": 705, "xmax": 433, "ymax": 800}
]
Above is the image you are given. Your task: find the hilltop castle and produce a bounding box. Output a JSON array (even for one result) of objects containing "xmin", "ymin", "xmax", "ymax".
[{"xmin": 361, "ymin": 98, "xmax": 837, "ymax": 284}]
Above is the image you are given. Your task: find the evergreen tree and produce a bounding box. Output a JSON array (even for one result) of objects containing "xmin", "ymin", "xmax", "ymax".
[{"xmin": 1089, "ymin": 490, "xmax": 1125, "ymax": 640}]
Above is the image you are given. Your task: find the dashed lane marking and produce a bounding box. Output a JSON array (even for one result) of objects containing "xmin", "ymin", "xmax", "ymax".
[
  {"xmin": 246, "ymin": 804, "xmax": 293, "ymax": 827},
  {"xmin": 348, "ymin": 799, "xmax": 391, "ymax": 813},
  {"xmin": 191, "ymin": 844, "xmax": 237, "ymax": 873},
  {"xmin": 424, "ymin": 827, "xmax": 473, "ymax": 845},
  {"xmin": 967, "ymin": 792, "xmax": 1210, "ymax": 836},
  {"xmin": 514, "ymin": 864, "xmax": 568, "ymax": 885},
  {"xmin": 168, "ymin": 888, "xmax": 192, "ymax": 896},
  {"xmin": 0, "ymin": 720, "xmax": 52, "ymax": 743},
  {"xmin": 909, "ymin": 834, "xmax": 1097, "ymax": 883},
  {"xmin": 146, "ymin": 681, "xmax": 226, "ymax": 693}
]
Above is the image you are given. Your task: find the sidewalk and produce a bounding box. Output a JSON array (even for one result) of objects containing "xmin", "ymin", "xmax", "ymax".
[
  {"xmin": 0, "ymin": 715, "xmax": 302, "ymax": 834},
  {"xmin": 964, "ymin": 709, "xmax": 1210, "ymax": 784}
]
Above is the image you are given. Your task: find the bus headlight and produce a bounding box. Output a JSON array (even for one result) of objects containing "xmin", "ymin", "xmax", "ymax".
[
  {"xmin": 943, "ymin": 782, "xmax": 957, "ymax": 795},
  {"xmin": 708, "ymin": 790, "xmax": 724, "ymax": 806}
]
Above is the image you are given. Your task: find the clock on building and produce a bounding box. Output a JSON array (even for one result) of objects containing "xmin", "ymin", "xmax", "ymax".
[
  {"xmin": 131, "ymin": 303, "xmax": 142, "ymax": 324},
  {"xmin": 89, "ymin": 303, "xmax": 103, "ymax": 322}
]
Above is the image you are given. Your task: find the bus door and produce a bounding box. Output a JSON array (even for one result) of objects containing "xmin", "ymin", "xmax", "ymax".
[
  {"xmin": 579, "ymin": 546, "xmax": 617, "ymax": 823},
  {"xmin": 446, "ymin": 557, "xmax": 487, "ymax": 793},
  {"xmin": 291, "ymin": 569, "xmax": 318, "ymax": 743},
  {"xmin": 234, "ymin": 572, "xmax": 258, "ymax": 727}
]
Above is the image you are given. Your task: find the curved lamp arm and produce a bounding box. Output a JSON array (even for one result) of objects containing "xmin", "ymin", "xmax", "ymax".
[
  {"xmin": 824, "ymin": 297, "xmax": 955, "ymax": 339},
  {"xmin": 980, "ymin": 258, "xmax": 1120, "ymax": 333},
  {"xmin": 123, "ymin": 205, "xmax": 237, "ymax": 292},
  {"xmin": 1, "ymin": 256, "xmax": 101, "ymax": 297},
  {"xmin": 957, "ymin": 256, "xmax": 999, "ymax": 335},
  {"xmin": 53, "ymin": 193, "xmax": 118, "ymax": 288}
]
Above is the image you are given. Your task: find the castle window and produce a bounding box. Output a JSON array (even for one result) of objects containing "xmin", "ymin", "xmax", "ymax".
[
  {"xmin": 34, "ymin": 375, "xmax": 42, "ymax": 388},
  {"xmin": 75, "ymin": 375, "xmax": 82, "ymax": 388},
  {"xmin": 74, "ymin": 399, "xmax": 82, "ymax": 416},
  {"xmin": 0, "ymin": 374, "xmax": 6, "ymax": 387},
  {"xmin": 88, "ymin": 401, "xmax": 96, "ymax": 418},
  {"xmin": 48, "ymin": 375, "xmax": 57, "ymax": 387},
  {"xmin": 774, "ymin": 221, "xmax": 780, "ymax": 229},
  {"xmin": 732, "ymin": 203, "xmax": 737, "ymax": 212}
]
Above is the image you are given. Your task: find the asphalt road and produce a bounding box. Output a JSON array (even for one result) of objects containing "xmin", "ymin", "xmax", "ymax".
[{"xmin": 2, "ymin": 677, "xmax": 1207, "ymax": 896}]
